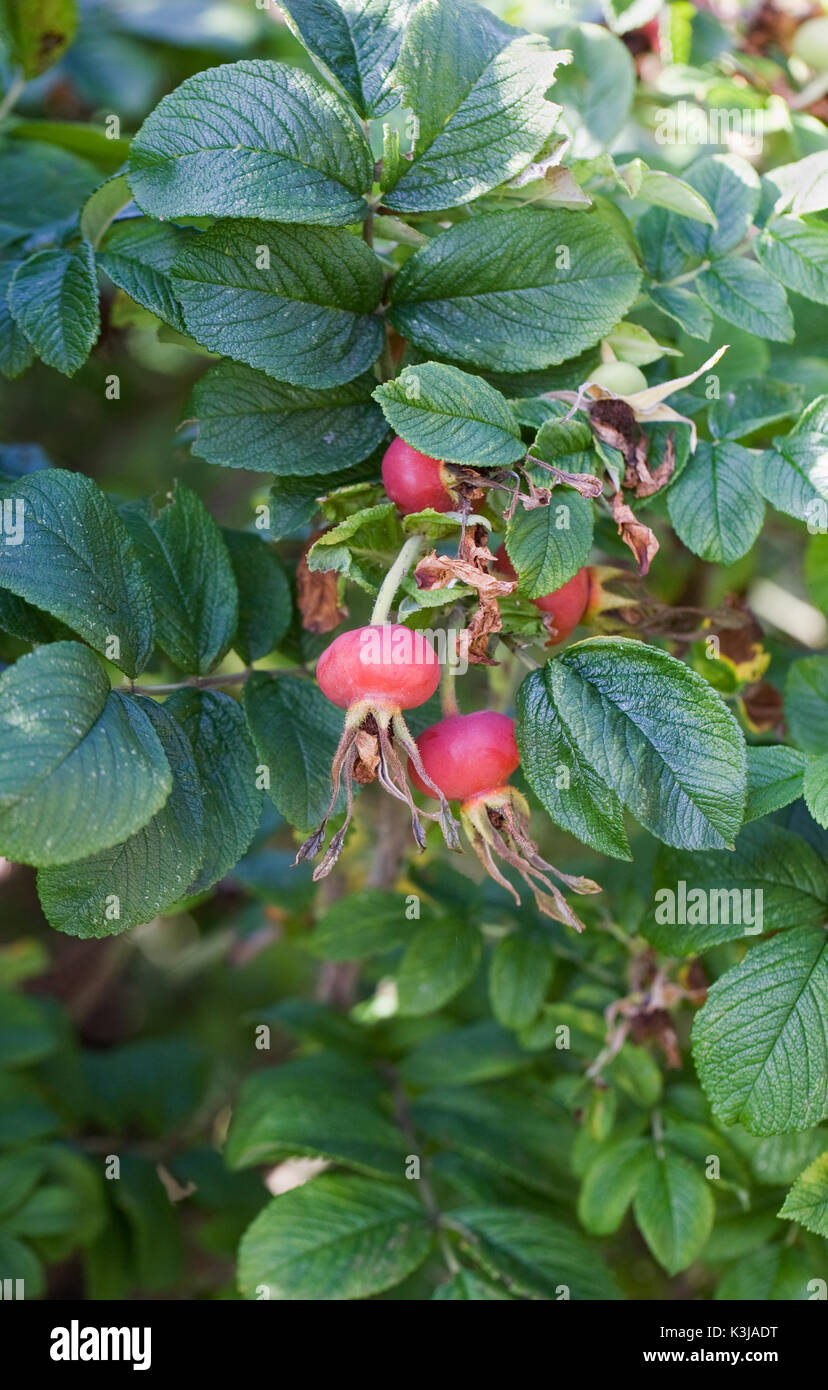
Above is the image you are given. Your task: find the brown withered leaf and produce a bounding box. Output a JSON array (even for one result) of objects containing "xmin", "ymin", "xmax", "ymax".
[
  {"xmin": 628, "ymin": 1008, "xmax": 682, "ymax": 1069},
  {"xmin": 610, "ymin": 491, "xmax": 659, "ymax": 575},
  {"xmin": 590, "ymin": 399, "xmax": 647, "ymax": 481},
  {"xmin": 635, "ymin": 431, "xmax": 675, "ymax": 498},
  {"xmin": 546, "ymin": 464, "xmax": 604, "ymax": 498},
  {"xmin": 589, "ymin": 399, "xmax": 675, "ymax": 498},
  {"xmin": 415, "ymin": 525, "xmax": 515, "ymax": 665},
  {"xmin": 296, "ymin": 533, "xmax": 346, "ymax": 633}
]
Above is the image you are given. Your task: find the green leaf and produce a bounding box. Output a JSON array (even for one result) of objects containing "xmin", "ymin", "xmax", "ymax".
[
  {"xmin": 11, "ymin": 120, "xmax": 130, "ymax": 175},
  {"xmin": 804, "ymin": 752, "xmax": 828, "ymax": 828},
  {"xmin": 666, "ymin": 441, "xmax": 764, "ymax": 564},
  {"xmin": 603, "ymin": 0, "xmax": 660, "ymax": 36},
  {"xmin": 432, "ymin": 1271, "xmax": 511, "ymax": 1300},
  {"xmin": 778, "ymin": 1150, "xmax": 828, "ymax": 1236},
  {"xmin": 120, "ymin": 484, "xmax": 238, "ymax": 676},
  {"xmin": 79, "ymin": 171, "xmax": 131, "ymax": 248},
  {"xmin": 649, "ymin": 285, "xmax": 712, "ymax": 342},
  {"xmin": 109, "ymin": 1154, "xmax": 184, "ymax": 1291},
  {"xmin": 517, "ymin": 638, "xmax": 746, "ymax": 854},
  {"xmin": 0, "ymin": 990, "xmax": 61, "ymax": 1066},
  {"xmin": 708, "ymin": 378, "xmax": 803, "ymax": 441},
  {"xmin": 373, "ymin": 363, "xmax": 524, "ymax": 467},
  {"xmin": 395, "ymin": 918, "xmax": 482, "ymax": 1016},
  {"xmin": 8, "ymin": 242, "xmax": 100, "ymax": 376},
  {"xmin": 165, "ymin": 689, "xmax": 262, "ymax": 893},
  {"xmin": 516, "ymin": 675, "xmax": 630, "ymax": 861},
  {"xmin": 761, "ymin": 433, "xmax": 828, "ymax": 523},
  {"xmin": 190, "ymin": 362, "xmax": 387, "ymax": 476},
  {"xmin": 633, "ymin": 1152, "xmax": 715, "ymax": 1276},
  {"xmin": 620, "ymin": 161, "xmax": 716, "ymax": 225},
  {"xmin": 170, "ymin": 220, "xmax": 383, "ymax": 388},
  {"xmin": 714, "ymin": 1244, "xmax": 814, "ymax": 1301},
  {"xmin": 389, "ymin": 208, "xmax": 641, "ymax": 371},
  {"xmin": 222, "ymin": 530, "xmax": 291, "ymax": 664},
  {"xmin": 489, "ymin": 933, "xmax": 554, "ymax": 1031},
  {"xmin": 577, "ymin": 1137, "xmax": 649, "ymax": 1236},
  {"xmin": 385, "ymin": 0, "xmax": 565, "ymax": 213},
  {"xmin": 692, "ymin": 928, "xmax": 828, "ymax": 1134},
  {"xmin": 644, "ymin": 824, "xmax": 828, "ymax": 955},
  {"xmin": 0, "ymin": 469, "xmax": 154, "ymax": 676},
  {"xmin": 0, "ymin": 643, "xmax": 171, "ymax": 867},
  {"xmin": 786, "ymin": 655, "xmax": 828, "ymax": 754},
  {"xmin": 129, "ymin": 60, "xmax": 373, "ymax": 225},
  {"xmin": 449, "ymin": 1205, "xmax": 619, "ymax": 1299},
  {"xmin": 0, "ymin": 260, "xmax": 36, "ymax": 378},
  {"xmin": 505, "ymin": 491, "xmax": 594, "ymax": 599},
  {"xmin": 279, "ymin": 0, "xmax": 420, "ymax": 118},
  {"xmin": 411, "ymin": 1084, "xmax": 572, "ymax": 1196},
  {"xmin": 0, "ymin": 141, "xmax": 98, "ymax": 247},
  {"xmin": 696, "ymin": 257, "xmax": 794, "ymax": 343},
  {"xmin": 37, "ymin": 698, "xmax": 204, "ymax": 939},
  {"xmin": 97, "ymin": 220, "xmax": 195, "ymax": 333},
  {"xmin": 0, "ymin": 0, "xmax": 77, "ymax": 78},
  {"xmin": 744, "ymin": 746, "xmax": 807, "ymax": 823},
  {"xmin": 237, "ymin": 1175, "xmax": 432, "ymax": 1300},
  {"xmin": 306, "ymin": 889, "xmax": 416, "ymax": 960},
  {"xmin": 307, "ymin": 502, "xmax": 401, "ymax": 591},
  {"xmin": 806, "ymin": 532, "xmax": 828, "ymax": 612},
  {"xmin": 673, "ymin": 154, "xmax": 759, "ymax": 258},
  {"xmin": 756, "ymin": 216, "xmax": 828, "ymax": 306},
  {"xmin": 243, "ymin": 672, "xmax": 344, "ymax": 830},
  {"xmin": 551, "ymin": 23, "xmax": 633, "ymax": 155},
  {"xmin": 400, "ymin": 1022, "xmax": 531, "ymax": 1087},
  {"xmin": 226, "ymin": 1061, "xmax": 408, "ymax": 1179}
]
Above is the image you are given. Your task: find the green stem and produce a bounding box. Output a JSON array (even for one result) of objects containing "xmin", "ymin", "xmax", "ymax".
[
  {"xmin": 121, "ymin": 665, "xmax": 306, "ymax": 696},
  {"xmin": 373, "ymin": 214, "xmax": 429, "ymax": 247},
  {"xmin": 370, "ymin": 533, "xmax": 423, "ymax": 624},
  {"xmin": 440, "ymin": 662, "xmax": 459, "ymax": 717},
  {"xmin": 663, "ymin": 260, "xmax": 709, "ymax": 289},
  {"xmin": 0, "ymin": 72, "xmax": 24, "ymax": 122}
]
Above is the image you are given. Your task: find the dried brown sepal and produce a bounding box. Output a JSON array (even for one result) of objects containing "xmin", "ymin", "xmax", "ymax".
[
  {"xmin": 294, "ymin": 701, "xmax": 461, "ymax": 879},
  {"xmin": 460, "ymin": 785, "xmax": 600, "ymax": 931},
  {"xmin": 609, "ymin": 491, "xmax": 659, "ymax": 575}
]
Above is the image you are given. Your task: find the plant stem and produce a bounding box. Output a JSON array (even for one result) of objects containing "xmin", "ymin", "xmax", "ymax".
[
  {"xmin": 0, "ymin": 72, "xmax": 24, "ymax": 122},
  {"xmin": 663, "ymin": 261, "xmax": 710, "ymax": 288},
  {"xmin": 378, "ymin": 326, "xmax": 396, "ymax": 381},
  {"xmin": 372, "ymin": 214, "xmax": 429, "ymax": 247},
  {"xmin": 370, "ymin": 533, "xmax": 423, "ymax": 624},
  {"xmin": 440, "ymin": 662, "xmax": 460, "ymax": 717},
  {"xmin": 121, "ymin": 665, "xmax": 307, "ymax": 696}
]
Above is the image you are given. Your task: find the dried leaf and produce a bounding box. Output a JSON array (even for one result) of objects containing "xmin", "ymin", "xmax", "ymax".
[
  {"xmin": 415, "ymin": 527, "xmax": 514, "ymax": 664},
  {"xmin": 297, "ymin": 533, "xmax": 346, "ymax": 634},
  {"xmin": 610, "ymin": 492, "xmax": 659, "ymax": 575}
]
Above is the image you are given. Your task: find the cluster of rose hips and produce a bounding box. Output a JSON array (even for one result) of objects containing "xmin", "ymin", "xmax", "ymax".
[{"xmin": 296, "ymin": 437, "xmax": 600, "ymax": 928}]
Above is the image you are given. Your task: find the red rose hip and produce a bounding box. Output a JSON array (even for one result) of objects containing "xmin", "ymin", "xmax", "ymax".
[
  {"xmin": 382, "ymin": 437, "xmax": 454, "ymax": 515},
  {"xmin": 409, "ymin": 711, "xmax": 519, "ymax": 801},
  {"xmin": 316, "ymin": 623, "xmax": 440, "ymax": 711},
  {"xmin": 494, "ymin": 545, "xmax": 590, "ymax": 644}
]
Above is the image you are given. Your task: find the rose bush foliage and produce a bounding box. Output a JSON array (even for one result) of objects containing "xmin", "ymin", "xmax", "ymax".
[{"xmin": 0, "ymin": 0, "xmax": 827, "ymax": 1301}]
